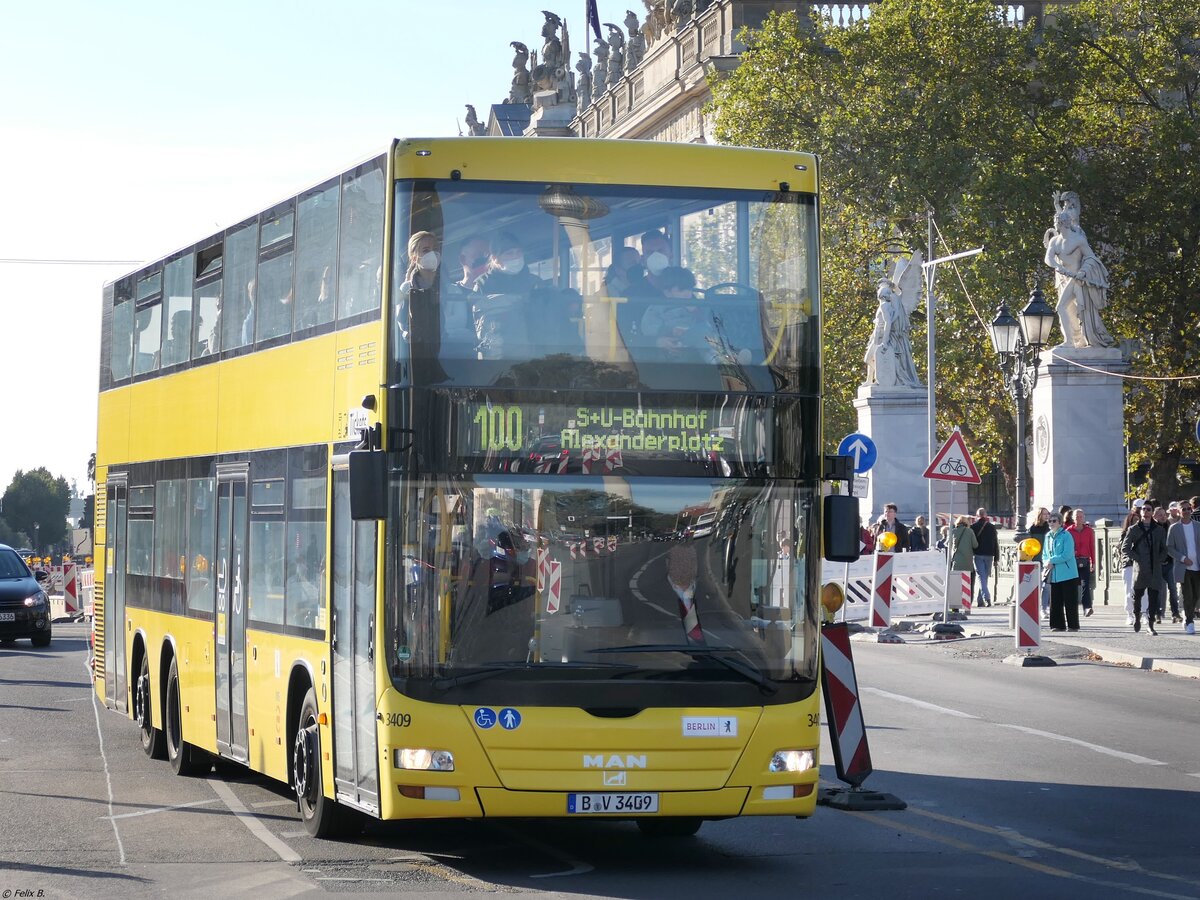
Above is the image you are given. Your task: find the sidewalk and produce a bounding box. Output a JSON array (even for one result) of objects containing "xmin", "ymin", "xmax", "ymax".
[{"xmin": 957, "ymin": 599, "xmax": 1200, "ymax": 679}]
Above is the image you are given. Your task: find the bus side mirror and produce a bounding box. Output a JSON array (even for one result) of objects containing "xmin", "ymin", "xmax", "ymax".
[
  {"xmin": 823, "ymin": 494, "xmax": 860, "ymax": 562},
  {"xmin": 348, "ymin": 451, "xmax": 387, "ymax": 520}
]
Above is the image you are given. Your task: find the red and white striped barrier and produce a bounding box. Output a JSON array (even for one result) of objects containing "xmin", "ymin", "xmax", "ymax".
[
  {"xmin": 545, "ymin": 561, "xmax": 561, "ymax": 615},
  {"xmin": 63, "ymin": 563, "xmax": 83, "ymax": 617},
  {"xmin": 958, "ymin": 571, "xmax": 972, "ymax": 613},
  {"xmin": 820, "ymin": 623, "xmax": 873, "ymax": 786},
  {"xmin": 869, "ymin": 551, "xmax": 894, "ymax": 629},
  {"xmin": 1015, "ymin": 560, "xmax": 1041, "ymax": 650}
]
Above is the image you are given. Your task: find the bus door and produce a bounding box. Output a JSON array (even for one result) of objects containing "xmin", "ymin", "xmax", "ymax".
[
  {"xmin": 331, "ymin": 459, "xmax": 379, "ymax": 813},
  {"xmin": 104, "ymin": 478, "xmax": 128, "ymax": 712},
  {"xmin": 215, "ymin": 465, "xmax": 249, "ymax": 762}
]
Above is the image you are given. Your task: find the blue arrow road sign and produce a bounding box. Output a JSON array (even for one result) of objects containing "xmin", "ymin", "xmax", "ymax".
[{"xmin": 838, "ymin": 432, "xmax": 878, "ymax": 474}]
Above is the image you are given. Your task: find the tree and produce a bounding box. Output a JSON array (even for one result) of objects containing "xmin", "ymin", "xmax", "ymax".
[
  {"xmin": 0, "ymin": 518, "xmax": 30, "ymax": 549},
  {"xmin": 1, "ymin": 468, "xmax": 71, "ymax": 553},
  {"xmin": 707, "ymin": 0, "xmax": 1200, "ymax": 507}
]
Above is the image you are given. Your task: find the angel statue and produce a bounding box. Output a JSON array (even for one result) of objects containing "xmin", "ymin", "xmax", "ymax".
[
  {"xmin": 863, "ymin": 249, "xmax": 923, "ymax": 389},
  {"xmin": 1043, "ymin": 191, "xmax": 1115, "ymax": 349}
]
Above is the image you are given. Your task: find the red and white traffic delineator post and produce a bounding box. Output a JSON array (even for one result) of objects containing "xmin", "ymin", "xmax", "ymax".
[
  {"xmin": 959, "ymin": 571, "xmax": 972, "ymax": 614},
  {"xmin": 818, "ymin": 623, "xmax": 906, "ymax": 811},
  {"xmin": 545, "ymin": 561, "xmax": 561, "ymax": 615},
  {"xmin": 1016, "ymin": 560, "xmax": 1041, "ymax": 650},
  {"xmin": 869, "ymin": 551, "xmax": 894, "ymax": 629},
  {"xmin": 62, "ymin": 563, "xmax": 82, "ymax": 617}
]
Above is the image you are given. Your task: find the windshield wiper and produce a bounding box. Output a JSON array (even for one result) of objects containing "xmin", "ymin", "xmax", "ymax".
[
  {"xmin": 432, "ymin": 660, "xmax": 636, "ymax": 690},
  {"xmin": 591, "ymin": 644, "xmax": 777, "ymax": 694}
]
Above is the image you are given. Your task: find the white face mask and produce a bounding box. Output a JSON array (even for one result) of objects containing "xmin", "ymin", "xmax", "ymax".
[
  {"xmin": 499, "ymin": 254, "xmax": 525, "ymax": 275},
  {"xmin": 417, "ymin": 250, "xmax": 440, "ymax": 272},
  {"xmin": 645, "ymin": 251, "xmax": 669, "ymax": 276}
]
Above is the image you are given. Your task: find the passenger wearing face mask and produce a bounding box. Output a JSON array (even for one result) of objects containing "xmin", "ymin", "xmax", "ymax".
[
  {"xmin": 396, "ymin": 230, "xmax": 447, "ymax": 380},
  {"xmin": 442, "ymin": 234, "xmax": 490, "ymax": 361},
  {"xmin": 631, "ymin": 229, "xmax": 674, "ymax": 297},
  {"xmin": 472, "ymin": 232, "xmax": 547, "ymax": 360}
]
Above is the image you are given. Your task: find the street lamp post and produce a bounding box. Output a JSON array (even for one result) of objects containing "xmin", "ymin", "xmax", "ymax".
[{"xmin": 988, "ymin": 285, "xmax": 1056, "ymax": 538}]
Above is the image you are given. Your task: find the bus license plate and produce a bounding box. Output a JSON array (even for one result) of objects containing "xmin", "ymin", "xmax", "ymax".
[
  {"xmin": 0, "ymin": 612, "xmax": 15, "ymax": 622},
  {"xmin": 567, "ymin": 792, "xmax": 658, "ymax": 814}
]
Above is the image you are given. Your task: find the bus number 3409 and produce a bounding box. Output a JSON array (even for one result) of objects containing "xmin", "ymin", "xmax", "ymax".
[{"xmin": 473, "ymin": 405, "xmax": 523, "ymax": 452}]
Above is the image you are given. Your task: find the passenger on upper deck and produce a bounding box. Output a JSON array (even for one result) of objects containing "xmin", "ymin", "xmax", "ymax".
[
  {"xmin": 639, "ymin": 266, "xmax": 717, "ymax": 362},
  {"xmin": 472, "ymin": 232, "xmax": 548, "ymax": 360},
  {"xmin": 396, "ymin": 231, "xmax": 448, "ymax": 380},
  {"xmin": 632, "ymin": 229, "xmax": 674, "ymax": 297},
  {"xmin": 604, "ymin": 244, "xmax": 646, "ymax": 298}
]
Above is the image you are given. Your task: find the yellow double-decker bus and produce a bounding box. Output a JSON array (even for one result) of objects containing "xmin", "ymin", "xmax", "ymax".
[{"xmin": 94, "ymin": 137, "xmax": 858, "ymax": 838}]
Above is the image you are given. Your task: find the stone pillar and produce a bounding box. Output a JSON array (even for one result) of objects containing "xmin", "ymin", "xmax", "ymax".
[
  {"xmin": 854, "ymin": 384, "xmax": 930, "ymax": 525},
  {"xmin": 524, "ymin": 92, "xmax": 578, "ymax": 137},
  {"xmin": 1030, "ymin": 347, "xmax": 1128, "ymax": 522}
]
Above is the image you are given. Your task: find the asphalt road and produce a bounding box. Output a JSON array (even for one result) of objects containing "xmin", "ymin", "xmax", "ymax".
[{"xmin": 2, "ymin": 623, "xmax": 1198, "ymax": 899}]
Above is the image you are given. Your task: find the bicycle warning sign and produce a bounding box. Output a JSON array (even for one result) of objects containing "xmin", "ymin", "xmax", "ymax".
[{"xmin": 923, "ymin": 429, "xmax": 981, "ymax": 483}]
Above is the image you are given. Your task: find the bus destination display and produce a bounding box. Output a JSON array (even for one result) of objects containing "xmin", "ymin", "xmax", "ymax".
[{"xmin": 459, "ymin": 400, "xmax": 771, "ymax": 463}]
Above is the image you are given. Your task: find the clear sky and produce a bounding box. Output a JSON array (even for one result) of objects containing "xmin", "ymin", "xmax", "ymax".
[{"xmin": 0, "ymin": 0, "xmax": 613, "ymax": 499}]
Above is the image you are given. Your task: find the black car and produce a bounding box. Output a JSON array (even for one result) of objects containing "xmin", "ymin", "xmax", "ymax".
[{"xmin": 0, "ymin": 543, "xmax": 52, "ymax": 646}]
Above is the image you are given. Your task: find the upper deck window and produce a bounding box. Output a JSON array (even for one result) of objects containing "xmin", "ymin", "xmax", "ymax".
[{"xmin": 391, "ymin": 180, "xmax": 817, "ymax": 394}]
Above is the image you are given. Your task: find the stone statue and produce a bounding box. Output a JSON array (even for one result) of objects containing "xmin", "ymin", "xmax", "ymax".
[
  {"xmin": 671, "ymin": 0, "xmax": 694, "ymax": 26},
  {"xmin": 604, "ymin": 24, "xmax": 625, "ymax": 84},
  {"xmin": 540, "ymin": 10, "xmax": 563, "ymax": 71},
  {"xmin": 1043, "ymin": 191, "xmax": 1115, "ymax": 349},
  {"xmin": 624, "ymin": 9, "xmax": 645, "ymax": 71},
  {"xmin": 507, "ymin": 42, "xmax": 532, "ymax": 104},
  {"xmin": 864, "ymin": 249, "xmax": 923, "ymax": 388},
  {"xmin": 592, "ymin": 38, "xmax": 609, "ymax": 98},
  {"xmin": 642, "ymin": 0, "xmax": 667, "ymax": 46},
  {"xmin": 576, "ymin": 52, "xmax": 593, "ymax": 108},
  {"xmin": 464, "ymin": 104, "xmax": 486, "ymax": 136}
]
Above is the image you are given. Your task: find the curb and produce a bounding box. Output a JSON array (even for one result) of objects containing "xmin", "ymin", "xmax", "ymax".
[{"xmin": 971, "ymin": 627, "xmax": 1200, "ymax": 680}]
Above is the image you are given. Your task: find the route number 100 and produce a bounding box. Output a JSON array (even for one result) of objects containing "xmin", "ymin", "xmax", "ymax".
[{"xmin": 473, "ymin": 406, "xmax": 523, "ymax": 451}]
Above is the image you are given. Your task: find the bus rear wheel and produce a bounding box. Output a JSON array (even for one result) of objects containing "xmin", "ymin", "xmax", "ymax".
[
  {"xmin": 136, "ymin": 654, "xmax": 165, "ymax": 759},
  {"xmin": 636, "ymin": 817, "xmax": 703, "ymax": 837},
  {"xmin": 293, "ymin": 688, "xmax": 352, "ymax": 838},
  {"xmin": 165, "ymin": 657, "xmax": 205, "ymax": 776}
]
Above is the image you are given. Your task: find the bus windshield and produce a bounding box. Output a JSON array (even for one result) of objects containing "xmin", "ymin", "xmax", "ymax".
[
  {"xmin": 392, "ymin": 181, "xmax": 818, "ymax": 393},
  {"xmin": 386, "ymin": 477, "xmax": 819, "ymax": 705}
]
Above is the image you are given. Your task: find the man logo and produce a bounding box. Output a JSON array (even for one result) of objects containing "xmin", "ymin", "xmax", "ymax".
[{"xmin": 583, "ymin": 754, "xmax": 647, "ymax": 769}]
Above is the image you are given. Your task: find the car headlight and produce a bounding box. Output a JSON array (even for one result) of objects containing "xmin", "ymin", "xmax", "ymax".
[
  {"xmin": 769, "ymin": 749, "xmax": 815, "ymax": 773},
  {"xmin": 394, "ymin": 748, "xmax": 455, "ymax": 771},
  {"xmin": 24, "ymin": 591, "xmax": 48, "ymax": 607}
]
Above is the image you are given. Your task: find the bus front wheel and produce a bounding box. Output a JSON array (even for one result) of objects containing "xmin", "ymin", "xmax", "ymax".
[
  {"xmin": 165, "ymin": 657, "xmax": 205, "ymax": 776},
  {"xmin": 136, "ymin": 654, "xmax": 165, "ymax": 759},
  {"xmin": 294, "ymin": 688, "xmax": 351, "ymax": 838}
]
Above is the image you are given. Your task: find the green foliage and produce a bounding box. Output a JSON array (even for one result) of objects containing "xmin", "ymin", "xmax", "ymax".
[
  {"xmin": 708, "ymin": 0, "xmax": 1200, "ymax": 506},
  {"xmin": 1, "ymin": 468, "xmax": 71, "ymax": 553}
]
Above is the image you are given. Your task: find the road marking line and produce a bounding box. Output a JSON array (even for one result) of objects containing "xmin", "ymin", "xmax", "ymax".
[
  {"xmin": 252, "ymin": 799, "xmax": 296, "ymax": 809},
  {"xmin": 861, "ymin": 687, "xmax": 982, "ymax": 719},
  {"xmin": 488, "ymin": 822, "xmax": 594, "ymax": 878},
  {"xmin": 862, "ymin": 687, "xmax": 1167, "ymax": 765},
  {"xmin": 994, "ymin": 723, "xmax": 1167, "ymax": 766},
  {"xmin": 208, "ymin": 778, "xmax": 301, "ymax": 862},
  {"xmin": 89, "ymin": 659, "xmax": 125, "ymax": 865},
  {"xmin": 104, "ymin": 798, "xmax": 220, "ymax": 820},
  {"xmin": 847, "ymin": 808, "xmax": 1198, "ymax": 899}
]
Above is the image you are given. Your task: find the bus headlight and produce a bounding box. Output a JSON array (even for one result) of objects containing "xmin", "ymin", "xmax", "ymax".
[
  {"xmin": 394, "ymin": 748, "xmax": 455, "ymax": 771},
  {"xmin": 768, "ymin": 749, "xmax": 815, "ymax": 773}
]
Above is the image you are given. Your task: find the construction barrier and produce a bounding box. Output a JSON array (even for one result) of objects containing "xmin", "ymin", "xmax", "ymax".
[
  {"xmin": 820, "ymin": 623, "xmax": 872, "ymax": 786},
  {"xmin": 1015, "ymin": 560, "xmax": 1041, "ymax": 650},
  {"xmin": 826, "ymin": 550, "xmax": 951, "ymax": 624},
  {"xmin": 869, "ymin": 551, "xmax": 894, "ymax": 629},
  {"xmin": 958, "ymin": 571, "xmax": 972, "ymax": 613}
]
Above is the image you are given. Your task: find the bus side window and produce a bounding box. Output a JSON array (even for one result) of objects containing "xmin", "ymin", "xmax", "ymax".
[
  {"xmin": 111, "ymin": 292, "xmax": 134, "ymax": 381},
  {"xmin": 337, "ymin": 165, "xmax": 385, "ymax": 321}
]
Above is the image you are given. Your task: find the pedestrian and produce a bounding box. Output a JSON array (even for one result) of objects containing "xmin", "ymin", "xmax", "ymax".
[
  {"xmin": 872, "ymin": 502, "xmax": 910, "ymax": 551},
  {"xmin": 908, "ymin": 515, "xmax": 930, "ymax": 552},
  {"xmin": 1067, "ymin": 508, "xmax": 1096, "ymax": 617},
  {"xmin": 859, "ymin": 517, "xmax": 875, "ymax": 555},
  {"xmin": 1153, "ymin": 505, "xmax": 1181, "ymax": 623},
  {"xmin": 1119, "ymin": 505, "xmax": 1142, "ymax": 624},
  {"xmin": 1041, "ymin": 511, "xmax": 1081, "ymax": 632},
  {"xmin": 1120, "ymin": 503, "xmax": 1165, "ymax": 633},
  {"xmin": 970, "ymin": 507, "xmax": 999, "ymax": 607},
  {"xmin": 936, "ymin": 524, "xmax": 950, "ymax": 553},
  {"xmin": 1167, "ymin": 499, "xmax": 1200, "ymax": 635},
  {"xmin": 948, "ymin": 515, "xmax": 977, "ymax": 608},
  {"xmin": 1029, "ymin": 507, "xmax": 1051, "ymax": 618}
]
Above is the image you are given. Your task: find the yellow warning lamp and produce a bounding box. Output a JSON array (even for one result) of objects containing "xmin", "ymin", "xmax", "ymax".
[
  {"xmin": 85, "ymin": 556, "xmax": 93, "ymax": 566},
  {"xmin": 821, "ymin": 582, "xmax": 845, "ymax": 616},
  {"xmin": 1019, "ymin": 538, "xmax": 1042, "ymax": 560},
  {"xmin": 878, "ymin": 531, "xmax": 898, "ymax": 551}
]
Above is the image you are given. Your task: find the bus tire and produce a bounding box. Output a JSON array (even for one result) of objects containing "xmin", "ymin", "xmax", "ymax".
[
  {"xmin": 136, "ymin": 653, "xmax": 166, "ymax": 759},
  {"xmin": 293, "ymin": 688, "xmax": 350, "ymax": 838},
  {"xmin": 636, "ymin": 817, "xmax": 703, "ymax": 837},
  {"xmin": 165, "ymin": 657, "xmax": 205, "ymax": 776}
]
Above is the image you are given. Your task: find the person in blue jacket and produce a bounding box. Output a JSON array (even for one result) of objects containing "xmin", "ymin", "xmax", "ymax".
[{"xmin": 1041, "ymin": 511, "xmax": 1080, "ymax": 632}]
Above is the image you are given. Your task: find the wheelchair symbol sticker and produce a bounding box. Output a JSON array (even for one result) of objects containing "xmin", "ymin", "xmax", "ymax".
[{"xmin": 473, "ymin": 707, "xmax": 496, "ymax": 729}]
